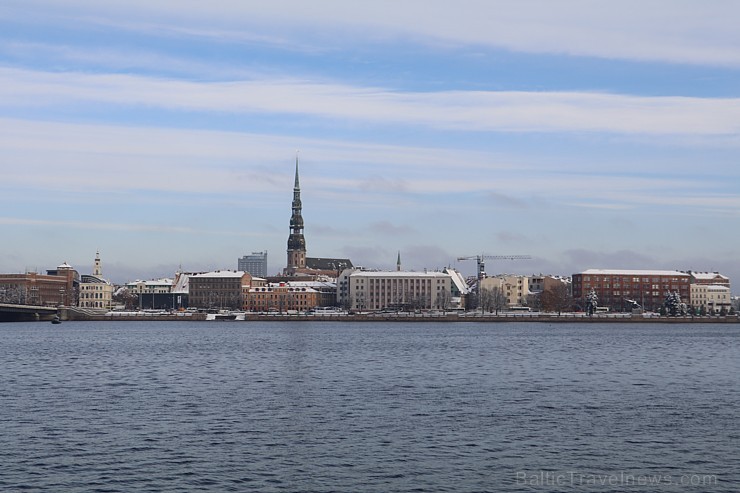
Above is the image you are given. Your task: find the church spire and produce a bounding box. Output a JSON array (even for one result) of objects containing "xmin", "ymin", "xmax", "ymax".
[
  {"xmin": 285, "ymin": 153, "xmax": 307, "ymax": 275},
  {"xmin": 294, "ymin": 152, "xmax": 300, "ymax": 189}
]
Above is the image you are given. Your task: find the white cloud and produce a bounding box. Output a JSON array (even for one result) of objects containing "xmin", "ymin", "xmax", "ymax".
[
  {"xmin": 1, "ymin": 118, "xmax": 736, "ymax": 217},
  {"xmin": 6, "ymin": 0, "xmax": 740, "ymax": 66},
  {"xmin": 2, "ymin": 68, "xmax": 740, "ymax": 136}
]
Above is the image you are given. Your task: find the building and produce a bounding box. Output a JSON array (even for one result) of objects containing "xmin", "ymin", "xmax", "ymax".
[
  {"xmin": 528, "ymin": 275, "xmax": 571, "ymax": 295},
  {"xmin": 127, "ymin": 278, "xmax": 174, "ymax": 295},
  {"xmin": 480, "ymin": 274, "xmax": 530, "ymax": 307},
  {"xmin": 78, "ymin": 252, "xmax": 115, "ymax": 310},
  {"xmin": 572, "ymin": 269, "xmax": 690, "ymax": 312},
  {"xmin": 188, "ymin": 271, "xmax": 255, "ymax": 310},
  {"xmin": 445, "ymin": 267, "xmax": 470, "ymax": 310},
  {"xmin": 238, "ymin": 251, "xmax": 268, "ymax": 278},
  {"xmin": 0, "ymin": 266, "xmax": 77, "ymax": 307},
  {"xmin": 283, "ymin": 156, "xmax": 353, "ymax": 278},
  {"xmin": 305, "ymin": 257, "xmax": 354, "ymax": 277},
  {"xmin": 343, "ymin": 269, "xmax": 453, "ymax": 311},
  {"xmin": 244, "ymin": 280, "xmax": 334, "ymax": 312},
  {"xmin": 690, "ymin": 284, "xmax": 732, "ymax": 314},
  {"xmin": 45, "ymin": 262, "xmax": 80, "ymax": 305},
  {"xmin": 687, "ymin": 271, "xmax": 731, "ymax": 287},
  {"xmin": 125, "ymin": 277, "xmax": 181, "ymax": 309},
  {"xmin": 170, "ymin": 270, "xmax": 192, "ymax": 310}
]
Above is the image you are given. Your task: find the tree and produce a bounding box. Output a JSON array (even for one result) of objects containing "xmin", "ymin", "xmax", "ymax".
[
  {"xmin": 437, "ymin": 289, "xmax": 452, "ymax": 313},
  {"xmin": 340, "ymin": 293, "xmax": 354, "ymax": 311},
  {"xmin": 585, "ymin": 288, "xmax": 598, "ymax": 316},
  {"xmin": 552, "ymin": 283, "xmax": 573, "ymax": 315},
  {"xmin": 526, "ymin": 292, "xmax": 542, "ymax": 312},
  {"xmin": 663, "ymin": 290, "xmax": 685, "ymax": 316},
  {"xmin": 480, "ymin": 287, "xmax": 506, "ymax": 314},
  {"xmin": 113, "ymin": 288, "xmax": 138, "ymax": 310},
  {"xmin": 541, "ymin": 283, "xmax": 572, "ymax": 315}
]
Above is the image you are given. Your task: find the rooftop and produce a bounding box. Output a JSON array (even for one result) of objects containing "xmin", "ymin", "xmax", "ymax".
[
  {"xmin": 579, "ymin": 269, "xmax": 690, "ymax": 277},
  {"xmin": 190, "ymin": 270, "xmax": 248, "ymax": 279},
  {"xmin": 350, "ymin": 270, "xmax": 451, "ymax": 279}
]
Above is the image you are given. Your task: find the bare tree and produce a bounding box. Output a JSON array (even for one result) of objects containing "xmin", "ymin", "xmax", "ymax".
[
  {"xmin": 553, "ymin": 283, "xmax": 573, "ymax": 314},
  {"xmin": 113, "ymin": 288, "xmax": 138, "ymax": 310},
  {"xmin": 481, "ymin": 287, "xmax": 507, "ymax": 314},
  {"xmin": 526, "ymin": 292, "xmax": 542, "ymax": 312},
  {"xmin": 437, "ymin": 289, "xmax": 452, "ymax": 313}
]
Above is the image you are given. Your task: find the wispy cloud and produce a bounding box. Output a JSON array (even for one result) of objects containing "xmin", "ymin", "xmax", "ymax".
[
  {"xmin": 2, "ymin": 67, "xmax": 740, "ymax": 136},
  {"xmin": 1, "ymin": 118, "xmax": 736, "ymax": 215},
  {"xmin": 7, "ymin": 1, "xmax": 740, "ymax": 67},
  {"xmin": 0, "ymin": 216, "xmax": 271, "ymax": 236}
]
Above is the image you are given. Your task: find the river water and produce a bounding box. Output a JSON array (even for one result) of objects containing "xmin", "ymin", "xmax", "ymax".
[{"xmin": 1, "ymin": 321, "xmax": 738, "ymax": 492}]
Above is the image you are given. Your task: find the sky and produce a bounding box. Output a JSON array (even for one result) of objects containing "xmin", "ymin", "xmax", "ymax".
[{"xmin": 1, "ymin": 1, "xmax": 739, "ymax": 289}]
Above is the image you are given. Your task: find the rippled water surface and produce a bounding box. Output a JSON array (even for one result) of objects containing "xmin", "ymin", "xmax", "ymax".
[{"xmin": 1, "ymin": 321, "xmax": 738, "ymax": 492}]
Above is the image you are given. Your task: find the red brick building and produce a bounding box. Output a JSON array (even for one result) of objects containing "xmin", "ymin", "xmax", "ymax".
[
  {"xmin": 572, "ymin": 269, "xmax": 690, "ymax": 312},
  {"xmin": 0, "ymin": 268, "xmax": 78, "ymax": 307}
]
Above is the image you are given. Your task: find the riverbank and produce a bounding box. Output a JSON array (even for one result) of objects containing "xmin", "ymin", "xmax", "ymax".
[{"xmin": 59, "ymin": 310, "xmax": 740, "ymax": 323}]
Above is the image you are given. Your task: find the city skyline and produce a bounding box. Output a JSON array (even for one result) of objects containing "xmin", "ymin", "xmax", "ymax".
[{"xmin": 1, "ymin": 2, "xmax": 738, "ymax": 288}]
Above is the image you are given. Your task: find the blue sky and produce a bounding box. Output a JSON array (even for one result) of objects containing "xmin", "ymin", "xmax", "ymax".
[{"xmin": 1, "ymin": 1, "xmax": 739, "ymax": 288}]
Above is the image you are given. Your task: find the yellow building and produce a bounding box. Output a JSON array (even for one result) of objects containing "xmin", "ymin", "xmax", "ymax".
[
  {"xmin": 78, "ymin": 252, "xmax": 114, "ymax": 310},
  {"xmin": 480, "ymin": 274, "xmax": 530, "ymax": 307},
  {"xmin": 690, "ymin": 283, "xmax": 732, "ymax": 314}
]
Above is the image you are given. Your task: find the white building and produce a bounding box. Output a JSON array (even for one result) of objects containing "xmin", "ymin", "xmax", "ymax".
[
  {"xmin": 343, "ymin": 269, "xmax": 454, "ymax": 311},
  {"xmin": 126, "ymin": 278, "xmax": 174, "ymax": 295},
  {"xmin": 690, "ymin": 283, "xmax": 732, "ymax": 314},
  {"xmin": 78, "ymin": 251, "xmax": 114, "ymax": 310}
]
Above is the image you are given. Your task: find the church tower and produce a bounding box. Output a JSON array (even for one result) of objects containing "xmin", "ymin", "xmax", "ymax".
[
  {"xmin": 93, "ymin": 250, "xmax": 102, "ymax": 277},
  {"xmin": 285, "ymin": 156, "xmax": 306, "ymax": 275}
]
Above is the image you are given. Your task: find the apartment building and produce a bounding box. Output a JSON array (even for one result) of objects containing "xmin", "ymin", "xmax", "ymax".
[
  {"xmin": 572, "ymin": 269, "xmax": 690, "ymax": 312},
  {"xmin": 188, "ymin": 271, "xmax": 255, "ymax": 310}
]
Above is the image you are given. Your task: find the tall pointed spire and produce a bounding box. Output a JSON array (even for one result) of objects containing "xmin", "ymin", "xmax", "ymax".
[
  {"xmin": 294, "ymin": 152, "xmax": 300, "ymax": 189},
  {"xmin": 285, "ymin": 153, "xmax": 307, "ymax": 275},
  {"xmin": 397, "ymin": 251, "xmax": 401, "ymax": 271}
]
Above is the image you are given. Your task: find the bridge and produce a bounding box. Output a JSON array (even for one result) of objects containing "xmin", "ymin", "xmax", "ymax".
[{"xmin": 0, "ymin": 303, "xmax": 59, "ymax": 322}]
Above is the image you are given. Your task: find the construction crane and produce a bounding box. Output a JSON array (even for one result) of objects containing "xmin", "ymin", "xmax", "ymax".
[
  {"xmin": 458, "ymin": 254, "xmax": 532, "ymax": 312},
  {"xmin": 457, "ymin": 254, "xmax": 532, "ymax": 281}
]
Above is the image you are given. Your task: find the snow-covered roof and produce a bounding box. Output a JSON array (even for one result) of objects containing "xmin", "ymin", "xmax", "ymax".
[
  {"xmin": 281, "ymin": 280, "xmax": 335, "ymax": 289},
  {"xmin": 190, "ymin": 270, "xmax": 247, "ymax": 279},
  {"xmin": 249, "ymin": 284, "xmax": 320, "ymax": 293},
  {"xmin": 126, "ymin": 278, "xmax": 173, "ymax": 287},
  {"xmin": 350, "ymin": 270, "xmax": 451, "ymax": 279},
  {"xmin": 445, "ymin": 268, "xmax": 471, "ymax": 294},
  {"xmin": 579, "ymin": 269, "xmax": 689, "ymax": 277},
  {"xmin": 81, "ymin": 274, "xmax": 111, "ymax": 285},
  {"xmin": 693, "ymin": 284, "xmax": 732, "ymax": 292},
  {"xmin": 172, "ymin": 273, "xmax": 189, "ymax": 294},
  {"xmin": 690, "ymin": 272, "xmax": 729, "ymax": 281}
]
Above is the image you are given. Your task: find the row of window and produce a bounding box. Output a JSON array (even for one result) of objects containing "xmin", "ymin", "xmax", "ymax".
[
  {"xmin": 581, "ymin": 276, "xmax": 688, "ymax": 283},
  {"xmin": 80, "ymin": 292, "xmax": 108, "ymax": 299}
]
